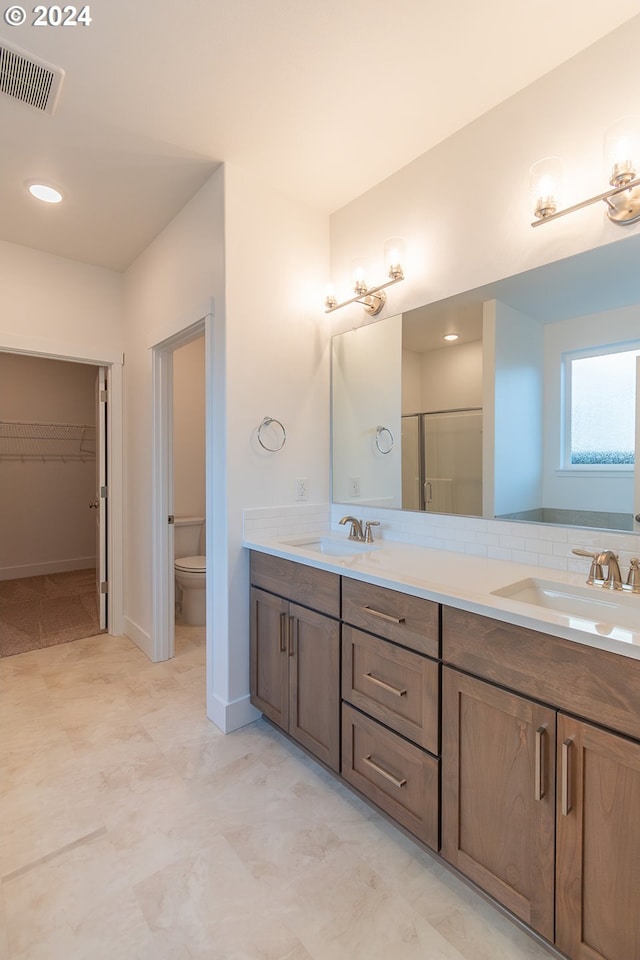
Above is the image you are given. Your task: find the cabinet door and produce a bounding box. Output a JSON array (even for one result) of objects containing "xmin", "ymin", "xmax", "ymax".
[
  {"xmin": 288, "ymin": 603, "xmax": 340, "ymax": 772},
  {"xmin": 556, "ymin": 715, "xmax": 640, "ymax": 960},
  {"xmin": 442, "ymin": 668, "xmax": 555, "ymax": 941},
  {"xmin": 250, "ymin": 587, "xmax": 289, "ymax": 729}
]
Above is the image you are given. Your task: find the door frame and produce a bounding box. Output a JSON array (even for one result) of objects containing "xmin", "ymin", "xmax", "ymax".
[
  {"xmin": 0, "ymin": 340, "xmax": 124, "ymax": 636},
  {"xmin": 151, "ymin": 316, "xmax": 207, "ymax": 661}
]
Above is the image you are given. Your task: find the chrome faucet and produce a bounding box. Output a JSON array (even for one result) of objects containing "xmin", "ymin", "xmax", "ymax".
[
  {"xmin": 597, "ymin": 550, "xmax": 623, "ymax": 590},
  {"xmin": 339, "ymin": 516, "xmax": 381, "ymax": 543},
  {"xmin": 339, "ymin": 516, "xmax": 365, "ymax": 541},
  {"xmin": 572, "ymin": 548, "xmax": 623, "ymax": 589}
]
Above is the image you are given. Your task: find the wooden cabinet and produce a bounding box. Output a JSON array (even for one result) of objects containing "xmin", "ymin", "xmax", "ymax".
[
  {"xmin": 342, "ymin": 703, "xmax": 439, "ymax": 849},
  {"xmin": 442, "ymin": 606, "xmax": 640, "ymax": 960},
  {"xmin": 341, "ymin": 578, "xmax": 440, "ymax": 850},
  {"xmin": 250, "ymin": 554, "xmax": 341, "ymax": 772},
  {"xmin": 556, "ymin": 715, "xmax": 640, "ymax": 960},
  {"xmin": 249, "ymin": 549, "xmax": 640, "ymax": 960},
  {"xmin": 441, "ymin": 667, "xmax": 555, "ymax": 941}
]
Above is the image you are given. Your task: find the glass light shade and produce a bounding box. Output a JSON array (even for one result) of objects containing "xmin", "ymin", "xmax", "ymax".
[
  {"xmin": 604, "ymin": 117, "xmax": 640, "ymax": 187},
  {"xmin": 384, "ymin": 237, "xmax": 405, "ymax": 280},
  {"xmin": 529, "ymin": 157, "xmax": 563, "ymax": 220},
  {"xmin": 351, "ymin": 258, "xmax": 368, "ymax": 296},
  {"xmin": 27, "ymin": 182, "xmax": 63, "ymax": 203}
]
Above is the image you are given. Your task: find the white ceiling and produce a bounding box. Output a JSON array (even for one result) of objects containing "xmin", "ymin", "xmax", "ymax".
[{"xmin": 1, "ymin": 2, "xmax": 639, "ymax": 271}]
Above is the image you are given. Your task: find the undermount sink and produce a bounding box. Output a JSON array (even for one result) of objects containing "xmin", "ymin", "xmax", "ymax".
[
  {"xmin": 280, "ymin": 536, "xmax": 377, "ymax": 558},
  {"xmin": 492, "ymin": 577, "xmax": 640, "ymax": 631}
]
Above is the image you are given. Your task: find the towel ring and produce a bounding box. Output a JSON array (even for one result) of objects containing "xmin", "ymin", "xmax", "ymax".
[
  {"xmin": 375, "ymin": 425, "xmax": 394, "ymax": 454},
  {"xmin": 257, "ymin": 416, "xmax": 287, "ymax": 452}
]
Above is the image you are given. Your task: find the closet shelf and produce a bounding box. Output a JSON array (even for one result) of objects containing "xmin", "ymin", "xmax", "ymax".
[{"xmin": 0, "ymin": 419, "xmax": 96, "ymax": 462}]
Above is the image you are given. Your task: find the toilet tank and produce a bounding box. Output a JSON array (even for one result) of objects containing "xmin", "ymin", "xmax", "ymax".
[{"xmin": 174, "ymin": 517, "xmax": 205, "ymax": 559}]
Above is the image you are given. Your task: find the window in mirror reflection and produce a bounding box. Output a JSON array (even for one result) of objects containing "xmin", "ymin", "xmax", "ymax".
[{"xmin": 566, "ymin": 344, "xmax": 640, "ymax": 466}]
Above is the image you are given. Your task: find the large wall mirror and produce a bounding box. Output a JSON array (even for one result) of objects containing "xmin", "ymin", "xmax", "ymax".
[{"xmin": 331, "ymin": 233, "xmax": 640, "ymax": 533}]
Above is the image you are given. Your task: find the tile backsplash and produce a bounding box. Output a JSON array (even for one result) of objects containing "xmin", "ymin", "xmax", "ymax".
[{"xmin": 243, "ymin": 503, "xmax": 640, "ymax": 575}]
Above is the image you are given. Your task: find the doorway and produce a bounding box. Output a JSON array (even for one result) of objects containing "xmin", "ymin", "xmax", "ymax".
[
  {"xmin": 0, "ymin": 352, "xmax": 110, "ymax": 656},
  {"xmin": 152, "ymin": 318, "xmax": 207, "ymax": 661}
]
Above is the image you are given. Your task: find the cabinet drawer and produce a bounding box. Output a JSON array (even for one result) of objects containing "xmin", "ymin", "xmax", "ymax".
[
  {"xmin": 342, "ymin": 578, "xmax": 439, "ymax": 657},
  {"xmin": 343, "ymin": 626, "xmax": 439, "ymax": 753},
  {"xmin": 342, "ymin": 704, "xmax": 439, "ymax": 850},
  {"xmin": 442, "ymin": 606, "xmax": 640, "ymax": 742},
  {"xmin": 250, "ymin": 551, "xmax": 340, "ymax": 617}
]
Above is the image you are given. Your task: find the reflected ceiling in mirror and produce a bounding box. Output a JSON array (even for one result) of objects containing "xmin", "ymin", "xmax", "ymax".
[{"xmin": 331, "ymin": 233, "xmax": 640, "ymax": 534}]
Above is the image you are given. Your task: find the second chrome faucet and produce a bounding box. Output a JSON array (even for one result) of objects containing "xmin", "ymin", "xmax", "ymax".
[{"xmin": 339, "ymin": 516, "xmax": 380, "ymax": 543}]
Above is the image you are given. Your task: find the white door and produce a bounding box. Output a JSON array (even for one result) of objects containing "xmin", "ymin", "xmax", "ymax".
[
  {"xmin": 95, "ymin": 367, "xmax": 108, "ymax": 629},
  {"xmin": 635, "ymin": 358, "xmax": 640, "ymax": 533}
]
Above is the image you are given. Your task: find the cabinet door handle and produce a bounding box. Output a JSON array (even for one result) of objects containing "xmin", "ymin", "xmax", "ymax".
[
  {"xmin": 534, "ymin": 726, "xmax": 546, "ymax": 801},
  {"xmin": 363, "ymin": 605, "xmax": 406, "ymax": 624},
  {"xmin": 279, "ymin": 612, "xmax": 287, "ymax": 653},
  {"xmin": 363, "ymin": 754, "xmax": 407, "ymax": 788},
  {"xmin": 364, "ymin": 672, "xmax": 407, "ymax": 697},
  {"xmin": 561, "ymin": 738, "xmax": 573, "ymax": 816},
  {"xmin": 288, "ymin": 615, "xmax": 295, "ymax": 657}
]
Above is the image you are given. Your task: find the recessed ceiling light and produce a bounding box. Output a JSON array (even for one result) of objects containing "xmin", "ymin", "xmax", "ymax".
[
  {"xmin": 443, "ymin": 333, "xmax": 459, "ymax": 341},
  {"xmin": 26, "ymin": 181, "xmax": 63, "ymax": 204}
]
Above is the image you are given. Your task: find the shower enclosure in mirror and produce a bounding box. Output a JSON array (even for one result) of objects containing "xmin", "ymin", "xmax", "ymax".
[{"xmin": 331, "ymin": 233, "xmax": 640, "ymax": 533}]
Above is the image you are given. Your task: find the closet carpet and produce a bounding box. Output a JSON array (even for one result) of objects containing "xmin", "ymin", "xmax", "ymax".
[{"xmin": 0, "ymin": 570, "xmax": 101, "ymax": 658}]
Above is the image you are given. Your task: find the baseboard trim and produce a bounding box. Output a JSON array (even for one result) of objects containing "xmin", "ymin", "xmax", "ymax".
[
  {"xmin": 0, "ymin": 557, "xmax": 96, "ymax": 581},
  {"xmin": 207, "ymin": 692, "xmax": 261, "ymax": 734},
  {"xmin": 123, "ymin": 616, "xmax": 153, "ymax": 661}
]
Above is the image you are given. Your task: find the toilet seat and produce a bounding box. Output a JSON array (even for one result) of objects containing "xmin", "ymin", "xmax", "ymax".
[{"xmin": 174, "ymin": 555, "xmax": 206, "ymax": 574}]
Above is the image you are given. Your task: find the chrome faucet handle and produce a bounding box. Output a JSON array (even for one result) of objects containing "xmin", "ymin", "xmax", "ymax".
[
  {"xmin": 364, "ymin": 520, "xmax": 380, "ymax": 543},
  {"xmin": 627, "ymin": 558, "xmax": 640, "ymax": 594},
  {"xmin": 571, "ymin": 548, "xmax": 604, "ymax": 584}
]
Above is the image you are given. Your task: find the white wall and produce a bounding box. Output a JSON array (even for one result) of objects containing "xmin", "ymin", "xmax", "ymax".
[
  {"xmin": 329, "ymin": 20, "xmax": 640, "ymax": 325},
  {"xmin": 0, "ymin": 241, "xmax": 123, "ymax": 363},
  {"xmin": 419, "ymin": 340, "xmax": 483, "ymax": 412},
  {"xmin": 220, "ymin": 163, "xmax": 329, "ymax": 731},
  {"xmin": 0, "ymin": 353, "xmax": 97, "ymax": 578},
  {"xmin": 489, "ymin": 301, "xmax": 544, "ymax": 516},
  {"xmin": 173, "ymin": 335, "xmax": 205, "ymax": 520},
  {"xmin": 122, "ymin": 169, "xmax": 225, "ymax": 659}
]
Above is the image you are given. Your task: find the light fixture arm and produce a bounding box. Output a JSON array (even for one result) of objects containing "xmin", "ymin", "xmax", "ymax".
[
  {"xmin": 325, "ymin": 273, "xmax": 404, "ymax": 315},
  {"xmin": 531, "ymin": 176, "xmax": 640, "ymax": 227}
]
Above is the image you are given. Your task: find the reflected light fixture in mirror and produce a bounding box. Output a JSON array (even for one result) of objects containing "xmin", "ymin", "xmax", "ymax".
[
  {"xmin": 531, "ymin": 118, "xmax": 640, "ymax": 227},
  {"xmin": 325, "ymin": 239, "xmax": 406, "ymax": 315}
]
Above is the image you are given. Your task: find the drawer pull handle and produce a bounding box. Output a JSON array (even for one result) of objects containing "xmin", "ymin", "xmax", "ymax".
[
  {"xmin": 363, "ymin": 754, "xmax": 407, "ymax": 788},
  {"xmin": 288, "ymin": 615, "xmax": 295, "ymax": 657},
  {"xmin": 279, "ymin": 612, "xmax": 287, "ymax": 653},
  {"xmin": 363, "ymin": 605, "xmax": 406, "ymax": 624},
  {"xmin": 534, "ymin": 726, "xmax": 545, "ymax": 801},
  {"xmin": 364, "ymin": 672, "xmax": 407, "ymax": 697},
  {"xmin": 561, "ymin": 738, "xmax": 573, "ymax": 816}
]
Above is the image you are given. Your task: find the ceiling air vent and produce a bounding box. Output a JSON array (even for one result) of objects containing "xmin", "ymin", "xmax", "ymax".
[{"xmin": 0, "ymin": 39, "xmax": 64, "ymax": 116}]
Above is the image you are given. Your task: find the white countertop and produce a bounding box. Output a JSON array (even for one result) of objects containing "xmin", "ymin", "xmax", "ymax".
[{"xmin": 243, "ymin": 532, "xmax": 640, "ymax": 660}]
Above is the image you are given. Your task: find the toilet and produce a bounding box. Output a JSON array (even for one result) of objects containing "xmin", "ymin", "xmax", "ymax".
[{"xmin": 174, "ymin": 517, "xmax": 206, "ymax": 625}]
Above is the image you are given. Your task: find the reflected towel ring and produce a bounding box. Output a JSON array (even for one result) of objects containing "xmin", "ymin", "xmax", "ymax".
[
  {"xmin": 257, "ymin": 416, "xmax": 287, "ymax": 452},
  {"xmin": 375, "ymin": 425, "xmax": 394, "ymax": 454}
]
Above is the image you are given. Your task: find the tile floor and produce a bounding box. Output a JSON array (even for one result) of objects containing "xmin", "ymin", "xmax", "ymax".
[{"xmin": 0, "ymin": 627, "xmax": 558, "ymax": 960}]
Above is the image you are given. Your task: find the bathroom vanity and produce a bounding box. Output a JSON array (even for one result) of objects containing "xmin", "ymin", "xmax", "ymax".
[{"xmin": 246, "ymin": 535, "xmax": 640, "ymax": 960}]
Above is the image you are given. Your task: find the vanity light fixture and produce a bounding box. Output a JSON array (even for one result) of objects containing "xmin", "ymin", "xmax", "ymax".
[
  {"xmin": 26, "ymin": 181, "xmax": 63, "ymax": 204},
  {"xmin": 325, "ymin": 238, "xmax": 405, "ymax": 315},
  {"xmin": 530, "ymin": 118, "xmax": 640, "ymax": 227}
]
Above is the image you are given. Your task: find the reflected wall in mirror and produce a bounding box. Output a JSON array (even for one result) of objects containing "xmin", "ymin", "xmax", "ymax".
[{"xmin": 331, "ymin": 233, "xmax": 640, "ymax": 533}]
